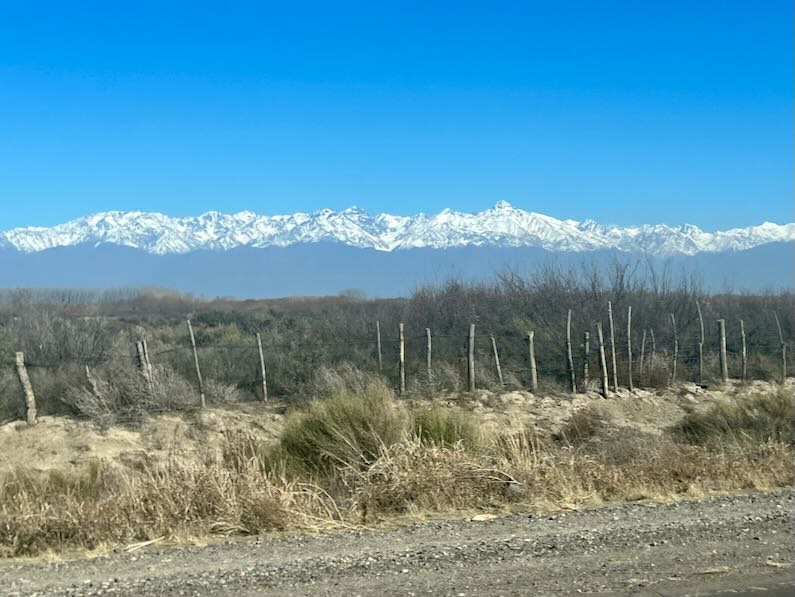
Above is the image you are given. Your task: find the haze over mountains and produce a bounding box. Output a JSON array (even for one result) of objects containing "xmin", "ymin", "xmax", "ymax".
[{"xmin": 1, "ymin": 203, "xmax": 793, "ymax": 297}]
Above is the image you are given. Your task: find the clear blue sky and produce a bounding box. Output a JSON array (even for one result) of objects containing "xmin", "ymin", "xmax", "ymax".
[{"xmin": 0, "ymin": 1, "xmax": 792, "ymax": 230}]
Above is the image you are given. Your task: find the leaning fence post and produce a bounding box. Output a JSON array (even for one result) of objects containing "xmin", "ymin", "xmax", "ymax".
[
  {"xmin": 141, "ymin": 339, "xmax": 153, "ymax": 380},
  {"xmin": 566, "ymin": 309, "xmax": 576, "ymax": 393},
  {"xmin": 491, "ymin": 335, "xmax": 504, "ymax": 387},
  {"xmin": 773, "ymin": 312, "xmax": 787, "ymax": 384},
  {"xmin": 718, "ymin": 318, "xmax": 729, "ymax": 384},
  {"xmin": 398, "ymin": 322, "xmax": 406, "ymax": 395},
  {"xmin": 739, "ymin": 320, "xmax": 747, "ymax": 383},
  {"xmin": 608, "ymin": 301, "xmax": 618, "ymax": 391},
  {"xmin": 596, "ymin": 322, "xmax": 610, "ymax": 399},
  {"xmin": 256, "ymin": 332, "xmax": 268, "ymax": 402},
  {"xmin": 85, "ymin": 365, "xmax": 101, "ymax": 399},
  {"xmin": 186, "ymin": 320, "xmax": 206, "ymax": 408},
  {"xmin": 527, "ymin": 331, "xmax": 538, "ymax": 392},
  {"xmin": 639, "ymin": 329, "xmax": 647, "ymax": 382},
  {"xmin": 627, "ymin": 306, "xmax": 634, "ymax": 392},
  {"xmin": 467, "ymin": 323, "xmax": 476, "ymax": 392},
  {"xmin": 15, "ymin": 352, "xmax": 37, "ymax": 425},
  {"xmin": 425, "ymin": 327, "xmax": 432, "ymax": 385},
  {"xmin": 670, "ymin": 314, "xmax": 678, "ymax": 385}
]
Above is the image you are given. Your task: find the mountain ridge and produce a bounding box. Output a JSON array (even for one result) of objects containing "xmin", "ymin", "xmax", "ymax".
[{"xmin": 2, "ymin": 201, "xmax": 793, "ymax": 256}]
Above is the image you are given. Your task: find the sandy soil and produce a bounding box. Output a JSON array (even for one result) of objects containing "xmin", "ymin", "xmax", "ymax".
[{"xmin": 1, "ymin": 380, "xmax": 788, "ymax": 476}]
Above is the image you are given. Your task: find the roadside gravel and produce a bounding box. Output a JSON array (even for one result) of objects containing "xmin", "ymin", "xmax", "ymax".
[{"xmin": 1, "ymin": 489, "xmax": 792, "ymax": 596}]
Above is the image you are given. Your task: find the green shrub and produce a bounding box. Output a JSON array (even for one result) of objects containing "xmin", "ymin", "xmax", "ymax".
[
  {"xmin": 411, "ymin": 402, "xmax": 484, "ymax": 450},
  {"xmin": 673, "ymin": 387, "xmax": 794, "ymax": 445},
  {"xmin": 278, "ymin": 379, "xmax": 407, "ymax": 475}
]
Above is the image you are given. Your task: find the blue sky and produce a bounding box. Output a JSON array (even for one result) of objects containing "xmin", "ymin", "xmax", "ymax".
[{"xmin": 0, "ymin": 1, "xmax": 792, "ymax": 230}]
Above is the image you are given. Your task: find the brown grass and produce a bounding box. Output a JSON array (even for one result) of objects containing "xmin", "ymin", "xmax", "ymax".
[{"xmin": 1, "ymin": 386, "xmax": 792, "ymax": 558}]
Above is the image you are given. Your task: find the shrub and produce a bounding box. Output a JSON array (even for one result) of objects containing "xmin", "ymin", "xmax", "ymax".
[
  {"xmin": 278, "ymin": 379, "xmax": 407, "ymax": 475},
  {"xmin": 61, "ymin": 363, "xmax": 199, "ymax": 428},
  {"xmin": 672, "ymin": 387, "xmax": 794, "ymax": 445},
  {"xmin": 411, "ymin": 402, "xmax": 484, "ymax": 450}
]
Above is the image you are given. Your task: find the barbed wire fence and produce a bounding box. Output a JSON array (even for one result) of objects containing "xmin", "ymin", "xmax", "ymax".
[{"xmin": 2, "ymin": 306, "xmax": 792, "ymax": 426}]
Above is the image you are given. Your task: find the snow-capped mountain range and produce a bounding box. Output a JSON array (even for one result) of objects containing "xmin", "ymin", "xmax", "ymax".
[{"xmin": 2, "ymin": 201, "xmax": 793, "ymax": 256}]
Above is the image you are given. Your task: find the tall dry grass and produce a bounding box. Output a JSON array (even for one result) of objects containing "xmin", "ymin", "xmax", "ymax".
[{"xmin": 1, "ymin": 384, "xmax": 792, "ymax": 557}]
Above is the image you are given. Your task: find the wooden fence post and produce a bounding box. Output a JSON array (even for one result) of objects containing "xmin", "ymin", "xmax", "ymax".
[
  {"xmin": 718, "ymin": 318, "xmax": 729, "ymax": 384},
  {"xmin": 85, "ymin": 365, "xmax": 101, "ymax": 399},
  {"xmin": 639, "ymin": 329, "xmax": 647, "ymax": 381},
  {"xmin": 696, "ymin": 300, "xmax": 705, "ymax": 384},
  {"xmin": 527, "ymin": 331, "xmax": 538, "ymax": 393},
  {"xmin": 256, "ymin": 332, "xmax": 268, "ymax": 402},
  {"xmin": 582, "ymin": 331, "xmax": 590, "ymax": 391},
  {"xmin": 596, "ymin": 322, "xmax": 609, "ymax": 398},
  {"xmin": 467, "ymin": 323, "xmax": 476, "ymax": 392},
  {"xmin": 376, "ymin": 320, "xmax": 383, "ymax": 372},
  {"xmin": 608, "ymin": 301, "xmax": 618, "ymax": 391},
  {"xmin": 739, "ymin": 320, "xmax": 747, "ymax": 383},
  {"xmin": 627, "ymin": 306, "xmax": 634, "ymax": 391},
  {"xmin": 141, "ymin": 340, "xmax": 153, "ymax": 380},
  {"xmin": 773, "ymin": 312, "xmax": 787, "ymax": 384},
  {"xmin": 186, "ymin": 320, "xmax": 206, "ymax": 408},
  {"xmin": 670, "ymin": 314, "xmax": 678, "ymax": 385},
  {"xmin": 425, "ymin": 327, "xmax": 432, "ymax": 385},
  {"xmin": 650, "ymin": 328, "xmax": 656, "ymax": 373},
  {"xmin": 490, "ymin": 335, "xmax": 504, "ymax": 387},
  {"xmin": 15, "ymin": 352, "xmax": 37, "ymax": 425},
  {"xmin": 134, "ymin": 340, "xmax": 153, "ymax": 391},
  {"xmin": 398, "ymin": 323, "xmax": 406, "ymax": 395},
  {"xmin": 566, "ymin": 309, "xmax": 576, "ymax": 393}
]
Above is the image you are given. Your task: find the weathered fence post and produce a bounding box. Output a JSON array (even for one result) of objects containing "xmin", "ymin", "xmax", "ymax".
[
  {"xmin": 639, "ymin": 329, "xmax": 647, "ymax": 381},
  {"xmin": 141, "ymin": 340, "xmax": 153, "ymax": 380},
  {"xmin": 566, "ymin": 309, "xmax": 576, "ymax": 393},
  {"xmin": 718, "ymin": 318, "xmax": 729, "ymax": 384},
  {"xmin": 670, "ymin": 314, "xmax": 678, "ymax": 385},
  {"xmin": 739, "ymin": 320, "xmax": 747, "ymax": 383},
  {"xmin": 467, "ymin": 323, "xmax": 476, "ymax": 392},
  {"xmin": 490, "ymin": 335, "xmax": 504, "ymax": 387},
  {"xmin": 596, "ymin": 322, "xmax": 610, "ymax": 398},
  {"xmin": 627, "ymin": 306, "xmax": 634, "ymax": 391},
  {"xmin": 85, "ymin": 365, "xmax": 100, "ymax": 399},
  {"xmin": 608, "ymin": 301, "xmax": 618, "ymax": 391},
  {"xmin": 527, "ymin": 331, "xmax": 538, "ymax": 393},
  {"xmin": 376, "ymin": 320, "xmax": 383, "ymax": 372},
  {"xmin": 186, "ymin": 320, "xmax": 206, "ymax": 408},
  {"xmin": 134, "ymin": 340, "xmax": 153, "ymax": 390},
  {"xmin": 399, "ymin": 323, "xmax": 406, "ymax": 395},
  {"xmin": 15, "ymin": 352, "xmax": 37, "ymax": 425},
  {"xmin": 650, "ymin": 328, "xmax": 657, "ymax": 373},
  {"xmin": 256, "ymin": 332, "xmax": 268, "ymax": 402},
  {"xmin": 582, "ymin": 331, "xmax": 590, "ymax": 391},
  {"xmin": 696, "ymin": 300, "xmax": 705, "ymax": 384},
  {"xmin": 425, "ymin": 327, "xmax": 432, "ymax": 385},
  {"xmin": 773, "ymin": 312, "xmax": 787, "ymax": 384}
]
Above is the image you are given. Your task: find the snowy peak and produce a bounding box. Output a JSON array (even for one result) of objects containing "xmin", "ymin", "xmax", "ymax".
[{"xmin": 2, "ymin": 202, "xmax": 793, "ymax": 256}]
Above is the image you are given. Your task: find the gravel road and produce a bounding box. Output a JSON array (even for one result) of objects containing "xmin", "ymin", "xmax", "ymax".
[{"xmin": 1, "ymin": 490, "xmax": 792, "ymax": 596}]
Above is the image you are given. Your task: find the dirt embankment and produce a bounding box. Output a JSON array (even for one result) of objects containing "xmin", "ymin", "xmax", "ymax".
[{"xmin": 2, "ymin": 380, "xmax": 780, "ymax": 476}]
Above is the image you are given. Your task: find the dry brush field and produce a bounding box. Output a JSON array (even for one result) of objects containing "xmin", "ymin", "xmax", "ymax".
[{"xmin": 1, "ymin": 373, "xmax": 792, "ymax": 559}]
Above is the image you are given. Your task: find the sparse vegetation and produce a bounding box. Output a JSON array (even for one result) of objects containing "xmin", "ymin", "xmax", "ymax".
[{"xmin": 1, "ymin": 381, "xmax": 792, "ymax": 557}]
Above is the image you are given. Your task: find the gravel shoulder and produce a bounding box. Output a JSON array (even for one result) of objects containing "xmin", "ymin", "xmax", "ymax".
[{"xmin": 1, "ymin": 489, "xmax": 792, "ymax": 596}]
